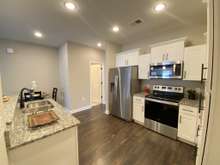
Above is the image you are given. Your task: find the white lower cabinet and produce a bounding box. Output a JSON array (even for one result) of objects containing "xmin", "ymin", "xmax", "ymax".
[
  {"xmin": 178, "ymin": 105, "xmax": 199, "ymax": 145},
  {"xmin": 133, "ymin": 96, "xmax": 145, "ymax": 124}
]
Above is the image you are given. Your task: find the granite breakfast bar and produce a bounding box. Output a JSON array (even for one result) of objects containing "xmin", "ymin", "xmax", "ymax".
[{"xmin": 5, "ymin": 98, "xmax": 80, "ymax": 165}]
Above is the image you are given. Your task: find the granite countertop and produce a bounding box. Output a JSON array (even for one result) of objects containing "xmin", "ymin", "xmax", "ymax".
[
  {"xmin": 0, "ymin": 115, "xmax": 5, "ymax": 138},
  {"xmin": 8, "ymin": 99, "xmax": 80, "ymax": 150},
  {"xmin": 134, "ymin": 92, "xmax": 148, "ymax": 98},
  {"xmin": 3, "ymin": 95, "xmax": 19, "ymax": 125},
  {"xmin": 180, "ymin": 98, "xmax": 200, "ymax": 108}
]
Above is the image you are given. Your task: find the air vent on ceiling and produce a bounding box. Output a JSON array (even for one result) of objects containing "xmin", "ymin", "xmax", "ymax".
[{"xmin": 130, "ymin": 19, "xmax": 143, "ymax": 26}]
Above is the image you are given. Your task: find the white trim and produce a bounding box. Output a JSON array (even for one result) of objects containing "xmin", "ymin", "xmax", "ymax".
[
  {"xmin": 117, "ymin": 48, "xmax": 140, "ymax": 56},
  {"xmin": 105, "ymin": 110, "xmax": 110, "ymax": 115},
  {"xmin": 70, "ymin": 105, "xmax": 92, "ymax": 114},
  {"xmin": 149, "ymin": 37, "xmax": 187, "ymax": 48}
]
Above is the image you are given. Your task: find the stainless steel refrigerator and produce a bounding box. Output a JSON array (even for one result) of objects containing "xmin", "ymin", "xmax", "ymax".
[{"xmin": 109, "ymin": 66, "xmax": 140, "ymax": 121}]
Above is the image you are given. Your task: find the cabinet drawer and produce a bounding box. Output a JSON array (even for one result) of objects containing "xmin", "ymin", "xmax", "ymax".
[
  {"xmin": 179, "ymin": 105, "xmax": 198, "ymax": 117},
  {"xmin": 133, "ymin": 96, "xmax": 145, "ymax": 104}
]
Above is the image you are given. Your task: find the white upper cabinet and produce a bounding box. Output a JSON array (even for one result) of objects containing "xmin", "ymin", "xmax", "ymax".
[
  {"xmin": 138, "ymin": 54, "xmax": 151, "ymax": 79},
  {"xmin": 150, "ymin": 39, "xmax": 185, "ymax": 64},
  {"xmin": 116, "ymin": 49, "xmax": 139, "ymax": 67},
  {"xmin": 165, "ymin": 41, "xmax": 185, "ymax": 62},
  {"xmin": 183, "ymin": 44, "xmax": 207, "ymax": 81},
  {"xmin": 116, "ymin": 54, "xmax": 126, "ymax": 67}
]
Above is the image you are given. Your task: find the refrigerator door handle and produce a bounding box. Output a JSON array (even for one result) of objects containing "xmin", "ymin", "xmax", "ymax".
[
  {"xmin": 114, "ymin": 75, "xmax": 119, "ymax": 96},
  {"xmin": 110, "ymin": 82, "xmax": 114, "ymax": 92}
]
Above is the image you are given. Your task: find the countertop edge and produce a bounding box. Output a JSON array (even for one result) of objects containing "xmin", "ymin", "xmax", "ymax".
[{"xmin": 8, "ymin": 122, "xmax": 79, "ymax": 150}]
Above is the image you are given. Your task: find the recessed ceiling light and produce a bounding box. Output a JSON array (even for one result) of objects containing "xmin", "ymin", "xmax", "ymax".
[
  {"xmin": 154, "ymin": 3, "xmax": 166, "ymax": 12},
  {"xmin": 34, "ymin": 31, "xmax": 43, "ymax": 38},
  {"xmin": 64, "ymin": 1, "xmax": 76, "ymax": 11},
  {"xmin": 112, "ymin": 26, "xmax": 120, "ymax": 33},
  {"xmin": 97, "ymin": 42, "xmax": 102, "ymax": 47}
]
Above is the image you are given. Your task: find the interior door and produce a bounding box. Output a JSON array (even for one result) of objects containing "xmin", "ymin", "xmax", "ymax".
[{"xmin": 90, "ymin": 64, "xmax": 102, "ymax": 106}]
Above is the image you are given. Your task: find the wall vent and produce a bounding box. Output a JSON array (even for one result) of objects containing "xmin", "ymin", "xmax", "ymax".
[{"xmin": 130, "ymin": 19, "xmax": 143, "ymax": 26}]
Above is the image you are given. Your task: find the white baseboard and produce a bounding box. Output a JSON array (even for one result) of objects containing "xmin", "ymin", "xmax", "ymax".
[
  {"xmin": 70, "ymin": 105, "xmax": 92, "ymax": 114},
  {"xmin": 105, "ymin": 108, "xmax": 110, "ymax": 115}
]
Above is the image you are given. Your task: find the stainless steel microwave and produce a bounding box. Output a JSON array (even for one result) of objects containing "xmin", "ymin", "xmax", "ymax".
[{"xmin": 149, "ymin": 61, "xmax": 183, "ymax": 79}]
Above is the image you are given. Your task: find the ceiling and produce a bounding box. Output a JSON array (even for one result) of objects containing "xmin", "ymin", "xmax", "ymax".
[{"xmin": 0, "ymin": 0, "xmax": 207, "ymax": 48}]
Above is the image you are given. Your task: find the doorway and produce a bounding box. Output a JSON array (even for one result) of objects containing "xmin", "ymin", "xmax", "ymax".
[{"xmin": 90, "ymin": 63, "xmax": 103, "ymax": 106}]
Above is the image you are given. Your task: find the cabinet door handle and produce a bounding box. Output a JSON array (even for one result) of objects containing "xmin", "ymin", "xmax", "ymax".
[
  {"xmin": 183, "ymin": 71, "xmax": 187, "ymax": 79},
  {"xmin": 179, "ymin": 115, "xmax": 182, "ymax": 124},
  {"xmin": 197, "ymin": 126, "xmax": 200, "ymax": 137},
  {"xmin": 142, "ymin": 106, "xmax": 144, "ymax": 112},
  {"xmin": 182, "ymin": 108, "xmax": 194, "ymax": 113},
  {"xmin": 166, "ymin": 53, "xmax": 168, "ymax": 60},
  {"xmin": 147, "ymin": 71, "xmax": 150, "ymax": 78}
]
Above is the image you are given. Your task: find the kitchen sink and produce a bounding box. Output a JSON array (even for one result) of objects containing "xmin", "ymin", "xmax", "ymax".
[{"xmin": 23, "ymin": 100, "xmax": 54, "ymax": 114}]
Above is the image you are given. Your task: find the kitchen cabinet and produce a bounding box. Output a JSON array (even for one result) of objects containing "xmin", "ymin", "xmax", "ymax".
[
  {"xmin": 133, "ymin": 96, "xmax": 145, "ymax": 125},
  {"xmin": 183, "ymin": 44, "xmax": 208, "ymax": 81},
  {"xmin": 116, "ymin": 54, "xmax": 126, "ymax": 67},
  {"xmin": 116, "ymin": 49, "xmax": 139, "ymax": 67},
  {"xmin": 138, "ymin": 54, "xmax": 150, "ymax": 79},
  {"xmin": 150, "ymin": 40, "xmax": 185, "ymax": 63},
  {"xmin": 178, "ymin": 105, "xmax": 199, "ymax": 144}
]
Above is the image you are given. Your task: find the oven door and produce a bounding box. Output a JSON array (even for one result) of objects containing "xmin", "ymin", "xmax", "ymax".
[{"xmin": 145, "ymin": 98, "xmax": 179, "ymax": 139}]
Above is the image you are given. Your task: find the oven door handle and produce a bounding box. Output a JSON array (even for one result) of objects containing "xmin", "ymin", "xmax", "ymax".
[{"xmin": 145, "ymin": 98, "xmax": 179, "ymax": 106}]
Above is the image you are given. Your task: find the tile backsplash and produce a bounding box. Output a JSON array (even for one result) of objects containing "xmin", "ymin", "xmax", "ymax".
[{"xmin": 141, "ymin": 79, "xmax": 203, "ymax": 99}]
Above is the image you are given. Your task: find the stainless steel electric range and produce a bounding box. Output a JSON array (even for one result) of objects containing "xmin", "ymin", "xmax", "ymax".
[{"xmin": 145, "ymin": 85, "xmax": 184, "ymax": 139}]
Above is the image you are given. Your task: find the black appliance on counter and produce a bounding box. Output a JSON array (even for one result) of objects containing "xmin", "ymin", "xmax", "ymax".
[
  {"xmin": 145, "ymin": 85, "xmax": 184, "ymax": 139},
  {"xmin": 24, "ymin": 91, "xmax": 43, "ymax": 102},
  {"xmin": 149, "ymin": 61, "xmax": 183, "ymax": 79}
]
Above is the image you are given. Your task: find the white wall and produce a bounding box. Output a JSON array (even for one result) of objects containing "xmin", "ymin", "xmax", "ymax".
[
  {"xmin": 67, "ymin": 42, "xmax": 105, "ymax": 111},
  {"xmin": 0, "ymin": 39, "xmax": 60, "ymax": 98},
  {"xmin": 104, "ymin": 42, "xmax": 122, "ymax": 113}
]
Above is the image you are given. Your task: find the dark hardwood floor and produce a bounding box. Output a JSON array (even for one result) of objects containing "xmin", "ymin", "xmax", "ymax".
[{"xmin": 74, "ymin": 105, "xmax": 196, "ymax": 165}]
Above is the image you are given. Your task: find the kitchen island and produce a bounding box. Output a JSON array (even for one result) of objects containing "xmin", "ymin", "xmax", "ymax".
[{"xmin": 5, "ymin": 98, "xmax": 80, "ymax": 165}]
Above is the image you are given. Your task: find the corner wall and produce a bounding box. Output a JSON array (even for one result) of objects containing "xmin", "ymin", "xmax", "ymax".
[
  {"xmin": 104, "ymin": 42, "xmax": 122, "ymax": 113},
  {"xmin": 58, "ymin": 43, "xmax": 73, "ymax": 110},
  {"xmin": 67, "ymin": 42, "xmax": 105, "ymax": 111}
]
